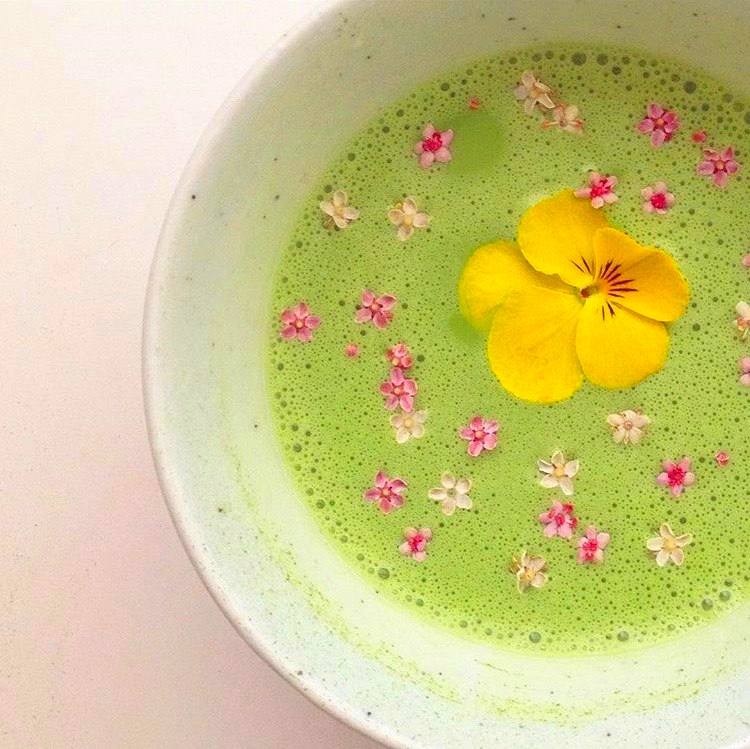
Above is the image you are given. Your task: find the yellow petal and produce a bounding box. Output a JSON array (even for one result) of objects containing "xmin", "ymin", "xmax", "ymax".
[
  {"xmin": 487, "ymin": 286, "xmax": 584, "ymax": 403},
  {"xmin": 592, "ymin": 228, "xmax": 689, "ymax": 322},
  {"xmin": 517, "ymin": 191, "xmax": 609, "ymax": 287},
  {"xmin": 575, "ymin": 297, "xmax": 669, "ymax": 389},
  {"xmin": 458, "ymin": 240, "xmax": 563, "ymax": 331}
]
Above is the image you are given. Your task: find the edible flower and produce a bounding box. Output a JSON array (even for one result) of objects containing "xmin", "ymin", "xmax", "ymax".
[
  {"xmin": 457, "ymin": 191, "xmax": 690, "ymax": 403},
  {"xmin": 345, "ymin": 343, "xmax": 359, "ymax": 357},
  {"xmin": 355, "ymin": 290, "xmax": 396, "ymax": 328},
  {"xmin": 428, "ymin": 473, "xmax": 473, "ymax": 516},
  {"xmin": 577, "ymin": 525, "xmax": 610, "ymax": 564},
  {"xmin": 390, "ymin": 409, "xmax": 427, "ymax": 443},
  {"xmin": 386, "ymin": 343, "xmax": 413, "ymax": 369},
  {"xmin": 414, "ymin": 124, "xmax": 453, "ymax": 169},
  {"xmin": 320, "ymin": 190, "xmax": 360, "ymax": 229},
  {"xmin": 656, "ymin": 457, "xmax": 695, "ymax": 498},
  {"xmin": 510, "ymin": 551, "xmax": 548, "ymax": 592},
  {"xmin": 637, "ymin": 103, "xmax": 680, "ymax": 147},
  {"xmin": 574, "ymin": 171, "xmax": 619, "ymax": 208},
  {"xmin": 363, "ymin": 471, "xmax": 407, "ymax": 513},
  {"xmin": 606, "ymin": 409, "xmax": 650, "ymax": 444},
  {"xmin": 514, "ymin": 71, "xmax": 555, "ymax": 115},
  {"xmin": 388, "ymin": 197, "xmax": 431, "ymax": 241},
  {"xmin": 646, "ymin": 523, "xmax": 693, "ymax": 567},
  {"xmin": 380, "ymin": 368, "xmax": 417, "ymax": 412},
  {"xmin": 697, "ymin": 147, "xmax": 740, "ymax": 188},
  {"xmin": 538, "ymin": 451, "xmax": 579, "ymax": 496},
  {"xmin": 742, "ymin": 253, "xmax": 750, "ymax": 269},
  {"xmin": 735, "ymin": 301, "xmax": 750, "ymax": 340},
  {"xmin": 538, "ymin": 500, "xmax": 578, "ymax": 538},
  {"xmin": 714, "ymin": 451, "xmax": 730, "ymax": 467},
  {"xmin": 279, "ymin": 302, "xmax": 321, "ymax": 342},
  {"xmin": 641, "ymin": 181, "xmax": 675, "ymax": 215},
  {"xmin": 458, "ymin": 416, "xmax": 499, "ymax": 456},
  {"xmin": 542, "ymin": 103, "xmax": 584, "ymax": 134},
  {"xmin": 739, "ymin": 356, "xmax": 750, "ymax": 387},
  {"xmin": 399, "ymin": 527, "xmax": 432, "ymax": 562}
]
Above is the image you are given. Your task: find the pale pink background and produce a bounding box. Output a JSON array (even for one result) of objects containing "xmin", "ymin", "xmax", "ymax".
[{"xmin": 1, "ymin": 2, "xmax": 381, "ymax": 746}]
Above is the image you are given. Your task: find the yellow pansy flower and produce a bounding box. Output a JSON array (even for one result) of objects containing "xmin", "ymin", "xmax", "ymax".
[{"xmin": 458, "ymin": 191, "xmax": 689, "ymax": 403}]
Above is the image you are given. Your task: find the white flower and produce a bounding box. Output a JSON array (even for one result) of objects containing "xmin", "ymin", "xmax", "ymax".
[
  {"xmin": 543, "ymin": 103, "xmax": 584, "ymax": 133},
  {"xmin": 537, "ymin": 450, "xmax": 579, "ymax": 496},
  {"xmin": 514, "ymin": 71, "xmax": 555, "ymax": 115},
  {"xmin": 320, "ymin": 190, "xmax": 360, "ymax": 229},
  {"xmin": 606, "ymin": 409, "xmax": 651, "ymax": 445},
  {"xmin": 735, "ymin": 301, "xmax": 750, "ymax": 340},
  {"xmin": 646, "ymin": 524, "xmax": 693, "ymax": 567},
  {"xmin": 428, "ymin": 473, "xmax": 472, "ymax": 516},
  {"xmin": 511, "ymin": 552, "xmax": 547, "ymax": 593},
  {"xmin": 387, "ymin": 197, "xmax": 430, "ymax": 241},
  {"xmin": 390, "ymin": 409, "xmax": 427, "ymax": 443}
]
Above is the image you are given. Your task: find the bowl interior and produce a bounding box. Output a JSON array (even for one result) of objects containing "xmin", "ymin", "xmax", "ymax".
[{"xmin": 145, "ymin": 1, "xmax": 750, "ymax": 746}]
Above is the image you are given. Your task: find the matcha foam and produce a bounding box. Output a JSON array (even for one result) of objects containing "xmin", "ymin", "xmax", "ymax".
[{"xmin": 267, "ymin": 43, "xmax": 750, "ymax": 654}]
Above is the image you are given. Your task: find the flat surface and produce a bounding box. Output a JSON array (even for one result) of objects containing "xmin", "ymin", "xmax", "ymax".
[{"xmin": 1, "ymin": 2, "xmax": 380, "ymax": 746}]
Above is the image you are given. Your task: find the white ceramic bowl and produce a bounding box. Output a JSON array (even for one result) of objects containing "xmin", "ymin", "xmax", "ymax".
[{"xmin": 144, "ymin": 1, "xmax": 750, "ymax": 746}]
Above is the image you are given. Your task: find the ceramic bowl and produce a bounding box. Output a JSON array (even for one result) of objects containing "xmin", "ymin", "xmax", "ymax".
[{"xmin": 144, "ymin": 1, "xmax": 750, "ymax": 746}]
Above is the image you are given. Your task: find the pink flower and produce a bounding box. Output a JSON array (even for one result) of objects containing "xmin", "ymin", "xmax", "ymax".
[
  {"xmin": 345, "ymin": 343, "xmax": 359, "ymax": 358},
  {"xmin": 692, "ymin": 130, "xmax": 708, "ymax": 144},
  {"xmin": 574, "ymin": 172, "xmax": 619, "ymax": 209},
  {"xmin": 355, "ymin": 290, "xmax": 396, "ymax": 328},
  {"xmin": 468, "ymin": 97, "xmax": 481, "ymax": 110},
  {"xmin": 714, "ymin": 451, "xmax": 730, "ymax": 467},
  {"xmin": 363, "ymin": 471, "xmax": 407, "ymax": 514},
  {"xmin": 577, "ymin": 525, "xmax": 610, "ymax": 564},
  {"xmin": 742, "ymin": 253, "xmax": 750, "ymax": 269},
  {"xmin": 656, "ymin": 457, "xmax": 696, "ymax": 498},
  {"xmin": 279, "ymin": 302, "xmax": 321, "ymax": 342},
  {"xmin": 637, "ymin": 103, "xmax": 680, "ymax": 147},
  {"xmin": 414, "ymin": 123, "xmax": 453, "ymax": 169},
  {"xmin": 459, "ymin": 416, "xmax": 499, "ymax": 457},
  {"xmin": 380, "ymin": 368, "xmax": 417, "ymax": 412},
  {"xmin": 740, "ymin": 356, "xmax": 750, "ymax": 387},
  {"xmin": 399, "ymin": 527, "xmax": 432, "ymax": 562},
  {"xmin": 385, "ymin": 343, "xmax": 413, "ymax": 369},
  {"xmin": 538, "ymin": 500, "xmax": 578, "ymax": 538},
  {"xmin": 641, "ymin": 181, "xmax": 675, "ymax": 215},
  {"xmin": 697, "ymin": 147, "xmax": 740, "ymax": 188}
]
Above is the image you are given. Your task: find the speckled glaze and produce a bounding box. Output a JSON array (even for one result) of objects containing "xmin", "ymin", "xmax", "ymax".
[{"xmin": 144, "ymin": 1, "xmax": 750, "ymax": 747}]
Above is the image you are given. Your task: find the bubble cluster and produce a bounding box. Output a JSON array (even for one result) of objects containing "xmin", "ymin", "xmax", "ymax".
[{"xmin": 266, "ymin": 42, "xmax": 750, "ymax": 654}]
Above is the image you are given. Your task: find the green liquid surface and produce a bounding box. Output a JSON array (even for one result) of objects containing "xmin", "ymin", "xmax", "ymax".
[{"xmin": 267, "ymin": 43, "xmax": 750, "ymax": 654}]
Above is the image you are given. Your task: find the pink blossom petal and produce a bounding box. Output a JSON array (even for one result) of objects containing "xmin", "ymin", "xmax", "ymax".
[
  {"xmin": 714, "ymin": 171, "xmax": 729, "ymax": 188},
  {"xmin": 558, "ymin": 524, "xmax": 573, "ymax": 539},
  {"xmin": 419, "ymin": 151, "xmax": 434, "ymax": 169},
  {"xmin": 656, "ymin": 472, "xmax": 669, "ymax": 486},
  {"xmin": 422, "ymin": 124, "xmax": 436, "ymax": 139},
  {"xmin": 470, "ymin": 416, "xmax": 483, "ymax": 430},
  {"xmin": 483, "ymin": 433, "xmax": 497, "ymax": 450},
  {"xmin": 543, "ymin": 523, "xmax": 558, "ymax": 538},
  {"xmin": 467, "ymin": 440, "xmax": 483, "ymax": 457},
  {"xmin": 647, "ymin": 103, "xmax": 663, "ymax": 118},
  {"xmin": 638, "ymin": 119, "xmax": 655, "ymax": 133},
  {"xmin": 306, "ymin": 315, "xmax": 321, "ymax": 330},
  {"xmin": 296, "ymin": 327, "xmax": 312, "ymax": 343},
  {"xmin": 683, "ymin": 472, "xmax": 696, "ymax": 486},
  {"xmin": 670, "ymin": 484, "xmax": 684, "ymax": 498},
  {"xmin": 434, "ymin": 147, "xmax": 452, "ymax": 163},
  {"xmin": 280, "ymin": 326, "xmax": 297, "ymax": 339},
  {"xmin": 293, "ymin": 302, "xmax": 309, "ymax": 317},
  {"xmin": 441, "ymin": 129, "xmax": 454, "ymax": 145},
  {"xmin": 400, "ymin": 395, "xmax": 414, "ymax": 412},
  {"xmin": 697, "ymin": 160, "xmax": 715, "ymax": 176},
  {"xmin": 458, "ymin": 427, "xmax": 474, "ymax": 439},
  {"xmin": 373, "ymin": 311, "xmax": 389, "ymax": 329},
  {"xmin": 651, "ymin": 129, "xmax": 666, "ymax": 148}
]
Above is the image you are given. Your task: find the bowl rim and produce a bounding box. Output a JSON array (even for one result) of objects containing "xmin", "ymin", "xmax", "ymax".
[{"xmin": 141, "ymin": 1, "xmax": 401, "ymax": 746}]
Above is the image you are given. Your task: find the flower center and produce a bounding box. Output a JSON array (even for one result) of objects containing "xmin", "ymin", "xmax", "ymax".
[
  {"xmin": 583, "ymin": 538, "xmax": 598, "ymax": 554},
  {"xmin": 624, "ymin": 421, "xmax": 633, "ymax": 430},
  {"xmin": 371, "ymin": 302, "xmax": 381, "ymax": 312},
  {"xmin": 589, "ymin": 179, "xmax": 611, "ymax": 198},
  {"xmin": 403, "ymin": 417, "xmax": 413, "ymax": 428},
  {"xmin": 422, "ymin": 132, "xmax": 443, "ymax": 152},
  {"xmin": 553, "ymin": 465, "xmax": 566, "ymax": 478},
  {"xmin": 650, "ymin": 193, "xmax": 667, "ymax": 210},
  {"xmin": 716, "ymin": 160, "xmax": 726, "ymax": 170},
  {"xmin": 663, "ymin": 537, "xmax": 677, "ymax": 552},
  {"xmin": 295, "ymin": 320, "xmax": 304, "ymax": 328},
  {"xmin": 409, "ymin": 534, "xmax": 425, "ymax": 551},
  {"xmin": 382, "ymin": 487, "xmax": 391, "ymax": 497},
  {"xmin": 655, "ymin": 117, "xmax": 665, "ymax": 127},
  {"xmin": 667, "ymin": 466, "xmax": 686, "ymax": 486},
  {"xmin": 394, "ymin": 386, "xmax": 403, "ymax": 395},
  {"xmin": 473, "ymin": 429, "xmax": 485, "ymax": 440}
]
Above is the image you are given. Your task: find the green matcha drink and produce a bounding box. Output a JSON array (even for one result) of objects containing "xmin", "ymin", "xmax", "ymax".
[{"xmin": 267, "ymin": 43, "xmax": 750, "ymax": 654}]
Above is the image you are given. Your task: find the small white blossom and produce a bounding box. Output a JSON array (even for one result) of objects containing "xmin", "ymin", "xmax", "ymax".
[
  {"xmin": 543, "ymin": 103, "xmax": 584, "ymax": 133},
  {"xmin": 646, "ymin": 524, "xmax": 693, "ymax": 567},
  {"xmin": 428, "ymin": 473, "xmax": 472, "ymax": 516},
  {"xmin": 320, "ymin": 190, "xmax": 360, "ymax": 229},
  {"xmin": 387, "ymin": 197, "xmax": 430, "ymax": 241},
  {"xmin": 390, "ymin": 409, "xmax": 427, "ymax": 443},
  {"xmin": 511, "ymin": 552, "xmax": 547, "ymax": 593},
  {"xmin": 606, "ymin": 409, "xmax": 651, "ymax": 445},
  {"xmin": 514, "ymin": 71, "xmax": 555, "ymax": 115},
  {"xmin": 538, "ymin": 450, "xmax": 579, "ymax": 496},
  {"xmin": 735, "ymin": 301, "xmax": 750, "ymax": 340}
]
